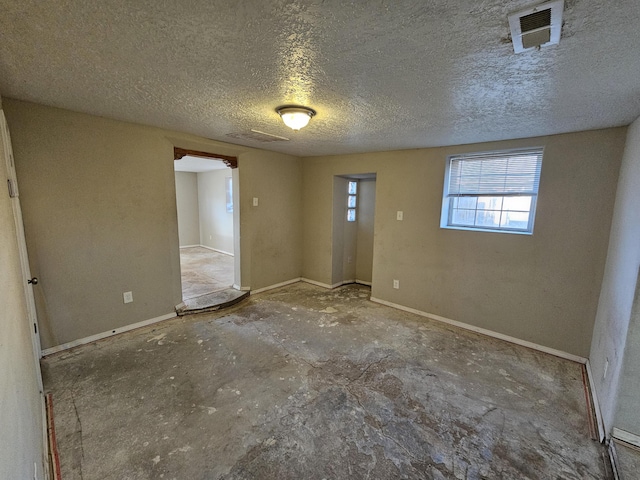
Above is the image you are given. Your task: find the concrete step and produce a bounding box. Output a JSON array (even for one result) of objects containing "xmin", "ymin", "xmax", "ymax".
[{"xmin": 176, "ymin": 288, "xmax": 249, "ymax": 316}]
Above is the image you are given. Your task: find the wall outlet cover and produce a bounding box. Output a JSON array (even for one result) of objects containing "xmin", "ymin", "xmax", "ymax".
[{"xmin": 123, "ymin": 291, "xmax": 133, "ymax": 303}]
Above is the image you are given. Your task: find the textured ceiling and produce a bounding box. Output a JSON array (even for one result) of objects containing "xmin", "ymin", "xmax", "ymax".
[{"xmin": 1, "ymin": 1, "xmax": 639, "ymax": 157}]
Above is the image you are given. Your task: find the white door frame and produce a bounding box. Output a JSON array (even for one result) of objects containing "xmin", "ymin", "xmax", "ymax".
[
  {"xmin": 1, "ymin": 109, "xmax": 50, "ymax": 479},
  {"xmin": 1, "ymin": 110, "xmax": 43, "ymax": 382}
]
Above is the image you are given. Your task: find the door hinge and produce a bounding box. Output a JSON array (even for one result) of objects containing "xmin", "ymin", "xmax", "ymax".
[{"xmin": 7, "ymin": 178, "xmax": 19, "ymax": 198}]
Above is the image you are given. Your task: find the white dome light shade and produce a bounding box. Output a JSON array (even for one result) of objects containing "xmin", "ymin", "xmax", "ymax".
[{"xmin": 276, "ymin": 106, "xmax": 316, "ymax": 131}]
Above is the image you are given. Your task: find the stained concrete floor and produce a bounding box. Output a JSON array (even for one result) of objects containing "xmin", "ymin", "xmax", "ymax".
[
  {"xmin": 43, "ymin": 283, "xmax": 611, "ymax": 479},
  {"xmin": 180, "ymin": 247, "xmax": 234, "ymax": 300}
]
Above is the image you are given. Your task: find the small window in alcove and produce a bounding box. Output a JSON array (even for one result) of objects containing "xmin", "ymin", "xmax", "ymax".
[{"xmin": 347, "ymin": 181, "xmax": 358, "ymax": 222}]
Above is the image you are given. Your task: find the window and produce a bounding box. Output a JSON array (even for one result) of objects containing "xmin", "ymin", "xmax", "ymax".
[
  {"xmin": 347, "ymin": 181, "xmax": 357, "ymax": 222},
  {"xmin": 440, "ymin": 148, "xmax": 543, "ymax": 234},
  {"xmin": 225, "ymin": 177, "xmax": 233, "ymax": 213}
]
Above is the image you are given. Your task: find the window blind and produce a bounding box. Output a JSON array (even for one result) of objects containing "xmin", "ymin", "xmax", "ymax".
[{"xmin": 447, "ymin": 149, "xmax": 543, "ymax": 196}]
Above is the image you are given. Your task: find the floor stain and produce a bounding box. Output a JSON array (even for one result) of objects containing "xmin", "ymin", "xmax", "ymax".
[{"xmin": 43, "ymin": 283, "xmax": 612, "ymax": 479}]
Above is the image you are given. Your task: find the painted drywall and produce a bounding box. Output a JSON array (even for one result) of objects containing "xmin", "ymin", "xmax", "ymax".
[
  {"xmin": 330, "ymin": 176, "xmax": 358, "ymax": 285},
  {"xmin": 331, "ymin": 177, "xmax": 347, "ymax": 285},
  {"xmin": 343, "ymin": 213, "xmax": 357, "ymax": 283},
  {"xmin": 356, "ymin": 179, "xmax": 376, "ymax": 283},
  {"xmin": 4, "ymin": 99, "xmax": 302, "ymax": 349},
  {"xmin": 302, "ymin": 129, "xmax": 625, "ymax": 357},
  {"xmin": 174, "ymin": 172, "xmax": 200, "ymax": 246},
  {"xmin": 198, "ymin": 168, "xmax": 234, "ymax": 255},
  {"xmin": 237, "ymin": 148, "xmax": 302, "ymax": 290},
  {"xmin": 342, "ymin": 183, "xmax": 358, "ymax": 284},
  {"xmin": 331, "ymin": 177, "xmax": 375, "ymax": 285},
  {"xmin": 615, "ymin": 274, "xmax": 640, "ymax": 436},
  {"xmin": 590, "ymin": 116, "xmax": 640, "ymax": 433},
  {"xmin": 0, "ymin": 103, "xmax": 46, "ymax": 480}
]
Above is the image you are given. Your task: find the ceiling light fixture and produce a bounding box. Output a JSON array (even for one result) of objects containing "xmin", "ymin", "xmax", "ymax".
[{"xmin": 276, "ymin": 105, "xmax": 316, "ymax": 131}]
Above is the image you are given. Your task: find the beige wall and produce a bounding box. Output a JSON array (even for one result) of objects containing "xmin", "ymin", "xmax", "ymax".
[
  {"xmin": 0, "ymin": 103, "xmax": 46, "ymax": 479},
  {"xmin": 356, "ymin": 178, "xmax": 376, "ymax": 283},
  {"xmin": 615, "ymin": 276, "xmax": 640, "ymax": 436},
  {"xmin": 590, "ymin": 116, "xmax": 640, "ymax": 433},
  {"xmin": 4, "ymin": 99, "xmax": 302, "ymax": 349},
  {"xmin": 331, "ymin": 176, "xmax": 358, "ymax": 285},
  {"xmin": 343, "ymin": 213, "xmax": 357, "ymax": 283},
  {"xmin": 237, "ymin": 148, "xmax": 302, "ymax": 290},
  {"xmin": 331, "ymin": 177, "xmax": 347, "ymax": 285},
  {"xmin": 329, "ymin": 177, "xmax": 376, "ymax": 286},
  {"xmin": 198, "ymin": 168, "xmax": 234, "ymax": 255},
  {"xmin": 174, "ymin": 172, "xmax": 200, "ymax": 247},
  {"xmin": 302, "ymin": 129, "xmax": 625, "ymax": 357}
]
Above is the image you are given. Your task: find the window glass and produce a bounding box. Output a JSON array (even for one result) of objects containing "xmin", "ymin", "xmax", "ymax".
[
  {"xmin": 347, "ymin": 180, "xmax": 358, "ymax": 221},
  {"xmin": 225, "ymin": 177, "xmax": 233, "ymax": 213},
  {"xmin": 441, "ymin": 148, "xmax": 543, "ymax": 234}
]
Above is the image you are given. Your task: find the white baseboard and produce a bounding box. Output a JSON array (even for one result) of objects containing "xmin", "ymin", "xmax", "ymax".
[
  {"xmin": 199, "ymin": 244, "xmax": 234, "ymax": 256},
  {"xmin": 369, "ymin": 296, "xmax": 587, "ymax": 364},
  {"xmin": 179, "ymin": 244, "xmax": 200, "ymax": 249},
  {"xmin": 175, "ymin": 301, "xmax": 186, "ymax": 310},
  {"xmin": 251, "ymin": 278, "xmax": 302, "ymax": 295},
  {"xmin": 356, "ymin": 279, "xmax": 372, "ymax": 286},
  {"xmin": 41, "ymin": 312, "xmax": 177, "ymax": 356},
  {"xmin": 613, "ymin": 428, "xmax": 640, "ymax": 448},
  {"xmin": 233, "ymin": 284, "xmax": 250, "ymax": 291},
  {"xmin": 586, "ymin": 360, "xmax": 606, "ymax": 442}
]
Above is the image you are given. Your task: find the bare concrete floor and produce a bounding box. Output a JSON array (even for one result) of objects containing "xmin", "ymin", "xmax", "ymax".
[
  {"xmin": 180, "ymin": 247, "xmax": 234, "ymax": 300},
  {"xmin": 614, "ymin": 441, "xmax": 640, "ymax": 479},
  {"xmin": 42, "ymin": 283, "xmax": 611, "ymax": 479}
]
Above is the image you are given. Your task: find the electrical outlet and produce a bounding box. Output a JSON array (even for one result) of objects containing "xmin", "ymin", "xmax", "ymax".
[
  {"xmin": 397, "ymin": 211, "xmax": 403, "ymax": 221},
  {"xmin": 253, "ymin": 197, "xmax": 259, "ymax": 207},
  {"xmin": 393, "ymin": 279, "xmax": 400, "ymax": 289},
  {"xmin": 123, "ymin": 291, "xmax": 133, "ymax": 304},
  {"xmin": 603, "ymin": 358, "xmax": 609, "ymax": 379},
  {"xmin": 209, "ymin": 235, "xmax": 212, "ymax": 240},
  {"xmin": 347, "ymin": 256, "xmax": 352, "ymax": 264}
]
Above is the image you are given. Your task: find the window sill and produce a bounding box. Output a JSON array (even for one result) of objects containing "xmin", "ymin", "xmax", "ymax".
[{"xmin": 440, "ymin": 225, "xmax": 533, "ymax": 236}]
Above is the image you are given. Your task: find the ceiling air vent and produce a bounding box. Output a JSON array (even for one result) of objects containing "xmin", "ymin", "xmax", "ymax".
[
  {"xmin": 226, "ymin": 129, "xmax": 290, "ymax": 143},
  {"xmin": 508, "ymin": 0, "xmax": 564, "ymax": 53}
]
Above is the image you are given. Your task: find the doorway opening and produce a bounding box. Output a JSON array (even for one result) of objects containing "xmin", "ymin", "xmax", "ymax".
[
  {"xmin": 331, "ymin": 173, "xmax": 377, "ymax": 288},
  {"xmin": 173, "ymin": 150, "xmax": 241, "ymax": 310}
]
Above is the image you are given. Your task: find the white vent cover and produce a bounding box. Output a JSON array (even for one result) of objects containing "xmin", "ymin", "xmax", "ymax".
[
  {"xmin": 508, "ymin": 0, "xmax": 564, "ymax": 53},
  {"xmin": 226, "ymin": 129, "xmax": 290, "ymax": 143}
]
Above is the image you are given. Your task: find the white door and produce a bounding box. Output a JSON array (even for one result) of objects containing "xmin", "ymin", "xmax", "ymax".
[{"xmin": 1, "ymin": 110, "xmax": 43, "ymax": 391}]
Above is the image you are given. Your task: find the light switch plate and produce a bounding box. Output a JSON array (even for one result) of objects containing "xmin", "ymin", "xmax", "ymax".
[
  {"xmin": 397, "ymin": 211, "xmax": 403, "ymax": 221},
  {"xmin": 123, "ymin": 291, "xmax": 133, "ymax": 303},
  {"xmin": 253, "ymin": 197, "xmax": 259, "ymax": 206}
]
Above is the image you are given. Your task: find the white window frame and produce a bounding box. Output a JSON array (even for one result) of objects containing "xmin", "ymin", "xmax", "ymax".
[
  {"xmin": 347, "ymin": 181, "xmax": 357, "ymax": 222},
  {"xmin": 440, "ymin": 148, "xmax": 543, "ymax": 235}
]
